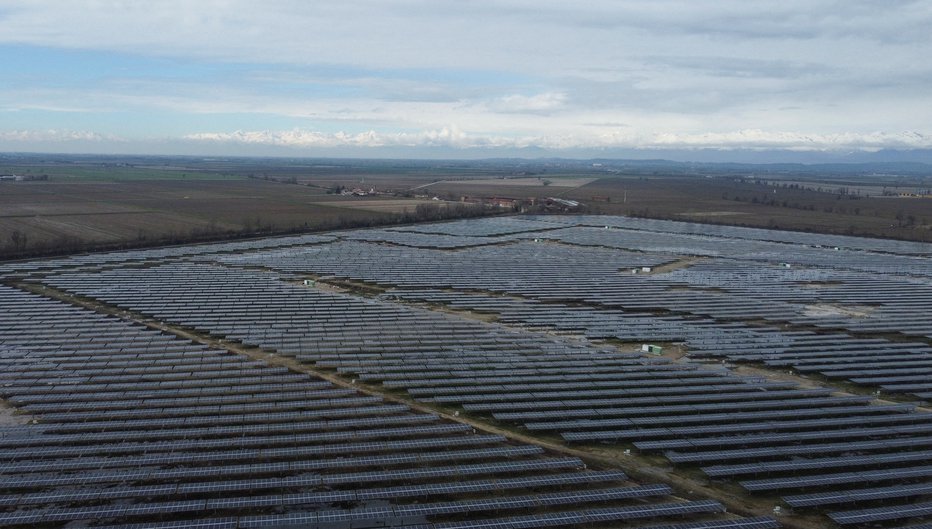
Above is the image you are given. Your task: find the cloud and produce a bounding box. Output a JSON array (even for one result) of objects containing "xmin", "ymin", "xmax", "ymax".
[
  {"xmin": 641, "ymin": 55, "xmax": 829, "ymax": 80},
  {"xmin": 184, "ymin": 127, "xmax": 530, "ymax": 149},
  {"xmin": 0, "ymin": 129, "xmax": 122, "ymax": 142},
  {"xmin": 485, "ymin": 92, "xmax": 567, "ymax": 114},
  {"xmin": 649, "ymin": 130, "xmax": 932, "ymax": 151},
  {"xmin": 182, "ymin": 127, "xmax": 932, "ymax": 152},
  {"xmin": 2, "ymin": 1, "xmax": 927, "ymax": 76}
]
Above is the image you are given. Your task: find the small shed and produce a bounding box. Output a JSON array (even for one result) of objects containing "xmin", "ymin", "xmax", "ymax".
[{"xmin": 641, "ymin": 344, "xmax": 663, "ymax": 355}]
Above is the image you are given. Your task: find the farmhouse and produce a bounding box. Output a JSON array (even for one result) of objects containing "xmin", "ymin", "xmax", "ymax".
[{"xmin": 487, "ymin": 197, "xmax": 519, "ymax": 208}]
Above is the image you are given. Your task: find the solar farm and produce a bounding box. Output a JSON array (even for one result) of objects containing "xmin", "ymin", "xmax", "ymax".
[{"xmin": 2, "ymin": 215, "xmax": 932, "ymax": 528}]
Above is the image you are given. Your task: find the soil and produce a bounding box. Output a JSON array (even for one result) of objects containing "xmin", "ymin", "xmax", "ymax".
[
  {"xmin": 0, "ymin": 399, "xmax": 34, "ymax": 426},
  {"xmin": 803, "ymin": 303, "xmax": 876, "ymax": 318}
]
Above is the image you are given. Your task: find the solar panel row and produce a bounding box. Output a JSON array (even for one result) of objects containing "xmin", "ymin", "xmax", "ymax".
[
  {"xmin": 12, "ymin": 213, "xmax": 932, "ymax": 527},
  {"xmin": 0, "ymin": 282, "xmax": 758, "ymax": 528}
]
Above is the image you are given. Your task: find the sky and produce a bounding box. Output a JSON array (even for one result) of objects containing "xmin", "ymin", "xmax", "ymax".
[{"xmin": 1, "ymin": 0, "xmax": 932, "ymax": 159}]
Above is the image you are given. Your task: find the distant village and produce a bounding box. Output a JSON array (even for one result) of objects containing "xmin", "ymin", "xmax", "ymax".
[{"xmin": 328, "ymin": 183, "xmax": 583, "ymax": 212}]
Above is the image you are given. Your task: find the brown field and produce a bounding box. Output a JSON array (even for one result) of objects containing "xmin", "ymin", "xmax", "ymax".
[
  {"xmin": 569, "ymin": 177, "xmax": 932, "ymax": 240},
  {"xmin": 310, "ymin": 198, "xmax": 459, "ymax": 213},
  {"xmin": 427, "ymin": 175, "xmax": 932, "ymax": 241},
  {"xmin": 2, "ymin": 155, "xmax": 931, "ymax": 259},
  {"xmin": 0, "ymin": 212, "xmax": 222, "ymax": 244},
  {"xmin": 0, "ymin": 179, "xmax": 397, "ymax": 256},
  {"xmin": 428, "ymin": 177, "xmax": 597, "ymax": 188}
]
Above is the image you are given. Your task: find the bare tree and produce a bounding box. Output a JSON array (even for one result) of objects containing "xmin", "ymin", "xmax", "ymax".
[{"xmin": 10, "ymin": 230, "xmax": 27, "ymax": 250}]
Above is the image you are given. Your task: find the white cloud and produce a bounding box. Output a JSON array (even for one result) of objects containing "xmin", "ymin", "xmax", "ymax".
[
  {"xmin": 182, "ymin": 127, "xmax": 932, "ymax": 152},
  {"xmin": 650, "ymin": 130, "xmax": 932, "ymax": 151},
  {"xmin": 184, "ymin": 127, "xmax": 531, "ymax": 149},
  {"xmin": 0, "ymin": 129, "xmax": 123, "ymax": 142},
  {"xmin": 485, "ymin": 92, "xmax": 567, "ymax": 114}
]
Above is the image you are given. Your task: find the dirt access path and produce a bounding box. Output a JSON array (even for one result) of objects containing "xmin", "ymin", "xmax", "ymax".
[{"xmin": 17, "ymin": 281, "xmax": 828, "ymax": 529}]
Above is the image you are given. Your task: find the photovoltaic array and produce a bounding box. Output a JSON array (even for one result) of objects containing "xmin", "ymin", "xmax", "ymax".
[
  {"xmin": 0, "ymin": 283, "xmax": 751, "ymax": 528},
  {"xmin": 5, "ymin": 213, "xmax": 932, "ymax": 527}
]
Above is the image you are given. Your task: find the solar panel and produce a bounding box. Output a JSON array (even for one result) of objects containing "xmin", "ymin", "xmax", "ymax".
[{"xmin": 829, "ymin": 500, "xmax": 932, "ymax": 525}]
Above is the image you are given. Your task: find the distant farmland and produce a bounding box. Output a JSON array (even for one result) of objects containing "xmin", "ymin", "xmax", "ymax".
[
  {"xmin": 0, "ymin": 177, "xmax": 483, "ymax": 259},
  {"xmin": 427, "ymin": 175, "xmax": 932, "ymax": 241},
  {"xmin": 2, "ymin": 154, "xmax": 931, "ymax": 259},
  {"xmin": 0, "ymin": 180, "xmax": 388, "ymax": 250}
]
